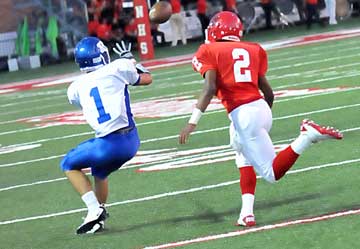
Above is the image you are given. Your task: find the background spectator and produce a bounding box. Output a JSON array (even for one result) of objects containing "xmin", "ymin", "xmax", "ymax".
[
  {"xmin": 169, "ymin": 0, "xmax": 187, "ymax": 46},
  {"xmin": 96, "ymin": 18, "xmax": 112, "ymax": 46},
  {"xmin": 87, "ymin": 13, "xmax": 99, "ymax": 36},
  {"xmin": 151, "ymin": 23, "xmax": 166, "ymax": 46},
  {"xmin": 325, "ymin": 0, "xmax": 337, "ymax": 24},
  {"xmin": 197, "ymin": 0, "xmax": 209, "ymax": 39},
  {"xmin": 124, "ymin": 16, "xmax": 138, "ymax": 45},
  {"xmin": 305, "ymin": 0, "xmax": 325, "ymax": 29},
  {"xmin": 260, "ymin": 0, "xmax": 280, "ymax": 29},
  {"xmin": 224, "ymin": 0, "xmax": 237, "ymax": 13},
  {"xmin": 292, "ymin": 0, "xmax": 306, "ymax": 23}
]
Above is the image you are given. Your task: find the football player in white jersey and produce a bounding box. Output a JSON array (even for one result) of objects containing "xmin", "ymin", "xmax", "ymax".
[{"xmin": 60, "ymin": 37, "xmax": 152, "ymax": 234}]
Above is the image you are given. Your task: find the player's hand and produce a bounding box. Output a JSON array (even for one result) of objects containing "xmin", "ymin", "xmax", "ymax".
[
  {"xmin": 179, "ymin": 123, "xmax": 197, "ymax": 144},
  {"xmin": 113, "ymin": 41, "xmax": 134, "ymax": 59}
]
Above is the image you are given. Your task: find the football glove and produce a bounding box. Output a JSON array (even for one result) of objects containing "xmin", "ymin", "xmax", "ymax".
[
  {"xmin": 113, "ymin": 41, "xmax": 134, "ymax": 59},
  {"xmin": 136, "ymin": 63, "xmax": 150, "ymax": 74}
]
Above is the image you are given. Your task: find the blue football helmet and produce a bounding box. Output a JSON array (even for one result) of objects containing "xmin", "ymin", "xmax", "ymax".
[{"xmin": 74, "ymin": 37, "xmax": 110, "ymax": 72}]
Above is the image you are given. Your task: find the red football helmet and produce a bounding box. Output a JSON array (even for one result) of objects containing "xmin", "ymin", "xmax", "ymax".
[{"xmin": 206, "ymin": 11, "xmax": 243, "ymax": 43}]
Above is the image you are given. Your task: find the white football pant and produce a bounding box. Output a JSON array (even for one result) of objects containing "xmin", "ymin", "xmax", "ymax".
[{"xmin": 229, "ymin": 99, "xmax": 276, "ymax": 183}]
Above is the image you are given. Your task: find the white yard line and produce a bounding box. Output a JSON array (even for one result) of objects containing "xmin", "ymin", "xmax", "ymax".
[
  {"xmin": 0, "ymin": 103, "xmax": 359, "ymax": 168},
  {"xmin": 144, "ymin": 208, "xmax": 360, "ymax": 249},
  {"xmin": 0, "ymin": 158, "xmax": 358, "ymax": 225},
  {"xmin": 0, "ymin": 85, "xmax": 359, "ymax": 136},
  {"xmin": 274, "ymin": 72, "xmax": 360, "ymax": 89},
  {"xmin": 268, "ymin": 38, "xmax": 360, "ymax": 59},
  {"xmin": 268, "ymin": 53, "xmax": 360, "ymax": 72}
]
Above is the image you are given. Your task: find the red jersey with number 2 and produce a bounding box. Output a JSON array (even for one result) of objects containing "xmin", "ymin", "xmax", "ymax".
[{"xmin": 192, "ymin": 41, "xmax": 268, "ymax": 113}]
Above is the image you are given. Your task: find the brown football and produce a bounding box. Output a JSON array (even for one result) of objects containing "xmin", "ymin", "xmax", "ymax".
[{"xmin": 149, "ymin": 1, "xmax": 172, "ymax": 24}]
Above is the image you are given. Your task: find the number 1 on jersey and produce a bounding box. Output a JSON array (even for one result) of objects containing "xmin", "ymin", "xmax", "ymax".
[
  {"xmin": 232, "ymin": 48, "xmax": 252, "ymax": 83},
  {"xmin": 90, "ymin": 87, "xmax": 111, "ymax": 124}
]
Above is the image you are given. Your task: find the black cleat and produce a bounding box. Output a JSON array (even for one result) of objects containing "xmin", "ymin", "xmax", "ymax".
[{"xmin": 76, "ymin": 207, "xmax": 107, "ymax": 234}]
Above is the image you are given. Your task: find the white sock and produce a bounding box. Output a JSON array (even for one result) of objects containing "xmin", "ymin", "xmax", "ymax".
[
  {"xmin": 290, "ymin": 133, "xmax": 312, "ymax": 155},
  {"xmin": 81, "ymin": 191, "xmax": 100, "ymax": 213},
  {"xmin": 240, "ymin": 193, "xmax": 255, "ymax": 217}
]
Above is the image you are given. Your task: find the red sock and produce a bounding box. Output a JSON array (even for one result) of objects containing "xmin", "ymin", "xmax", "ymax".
[
  {"xmin": 239, "ymin": 166, "xmax": 256, "ymax": 195},
  {"xmin": 273, "ymin": 146, "xmax": 299, "ymax": 181}
]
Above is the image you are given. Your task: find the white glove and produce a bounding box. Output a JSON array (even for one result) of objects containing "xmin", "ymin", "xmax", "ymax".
[
  {"xmin": 113, "ymin": 41, "xmax": 134, "ymax": 59},
  {"xmin": 136, "ymin": 63, "xmax": 150, "ymax": 74}
]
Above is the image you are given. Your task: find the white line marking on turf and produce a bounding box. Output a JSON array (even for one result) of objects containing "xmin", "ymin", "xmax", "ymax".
[
  {"xmin": 143, "ymin": 209, "xmax": 360, "ymax": 249},
  {"xmin": 1, "ymin": 126, "xmax": 357, "ymax": 192},
  {"xmin": 0, "ymin": 158, "xmax": 358, "ymax": 225},
  {"xmin": 0, "ymin": 102, "xmax": 359, "ymax": 168}
]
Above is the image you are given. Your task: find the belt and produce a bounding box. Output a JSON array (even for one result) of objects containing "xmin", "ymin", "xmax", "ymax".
[{"xmin": 113, "ymin": 126, "xmax": 134, "ymax": 135}]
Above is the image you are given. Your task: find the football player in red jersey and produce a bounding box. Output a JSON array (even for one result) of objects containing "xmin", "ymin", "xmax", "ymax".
[{"xmin": 179, "ymin": 11, "xmax": 343, "ymax": 227}]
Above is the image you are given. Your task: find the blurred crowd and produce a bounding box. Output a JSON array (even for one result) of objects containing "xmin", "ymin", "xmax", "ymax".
[
  {"xmin": 85, "ymin": 0, "xmax": 137, "ymax": 49},
  {"xmin": 85, "ymin": 0, "xmax": 360, "ymax": 50}
]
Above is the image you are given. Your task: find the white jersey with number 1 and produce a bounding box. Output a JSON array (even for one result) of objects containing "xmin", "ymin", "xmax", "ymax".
[{"xmin": 67, "ymin": 58, "xmax": 140, "ymax": 137}]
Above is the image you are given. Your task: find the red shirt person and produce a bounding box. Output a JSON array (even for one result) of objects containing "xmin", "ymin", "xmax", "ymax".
[{"xmin": 179, "ymin": 11, "xmax": 343, "ymax": 227}]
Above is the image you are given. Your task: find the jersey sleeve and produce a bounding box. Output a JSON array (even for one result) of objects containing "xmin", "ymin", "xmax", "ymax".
[
  {"xmin": 67, "ymin": 82, "xmax": 81, "ymax": 107},
  {"xmin": 114, "ymin": 59, "xmax": 140, "ymax": 85},
  {"xmin": 258, "ymin": 45, "xmax": 268, "ymax": 77},
  {"xmin": 192, "ymin": 44, "xmax": 216, "ymax": 77}
]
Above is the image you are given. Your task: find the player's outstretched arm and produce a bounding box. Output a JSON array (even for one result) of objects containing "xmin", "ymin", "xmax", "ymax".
[
  {"xmin": 138, "ymin": 72, "xmax": 152, "ymax": 85},
  {"xmin": 258, "ymin": 76, "xmax": 274, "ymax": 108},
  {"xmin": 179, "ymin": 70, "xmax": 217, "ymax": 144}
]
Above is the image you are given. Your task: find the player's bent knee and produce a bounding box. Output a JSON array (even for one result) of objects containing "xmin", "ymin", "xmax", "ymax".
[{"xmin": 260, "ymin": 167, "xmax": 276, "ymax": 183}]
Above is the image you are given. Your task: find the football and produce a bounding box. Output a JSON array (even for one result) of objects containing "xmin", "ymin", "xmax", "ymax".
[{"xmin": 148, "ymin": 1, "xmax": 172, "ymax": 24}]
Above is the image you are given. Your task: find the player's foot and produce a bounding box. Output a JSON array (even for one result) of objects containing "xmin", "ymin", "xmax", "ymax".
[
  {"xmin": 300, "ymin": 119, "xmax": 343, "ymax": 143},
  {"xmin": 235, "ymin": 214, "xmax": 256, "ymax": 227},
  {"xmin": 76, "ymin": 206, "xmax": 107, "ymax": 234}
]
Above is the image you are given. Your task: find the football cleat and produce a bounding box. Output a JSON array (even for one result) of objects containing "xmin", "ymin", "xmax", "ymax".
[
  {"xmin": 235, "ymin": 215, "xmax": 256, "ymax": 227},
  {"xmin": 300, "ymin": 119, "xmax": 343, "ymax": 143},
  {"xmin": 76, "ymin": 206, "xmax": 108, "ymax": 235}
]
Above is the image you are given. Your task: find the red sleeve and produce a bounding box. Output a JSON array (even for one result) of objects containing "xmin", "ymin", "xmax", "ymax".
[
  {"xmin": 258, "ymin": 45, "xmax": 268, "ymax": 77},
  {"xmin": 192, "ymin": 44, "xmax": 216, "ymax": 77}
]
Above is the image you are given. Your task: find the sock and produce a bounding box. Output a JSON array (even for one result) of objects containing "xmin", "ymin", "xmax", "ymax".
[
  {"xmin": 239, "ymin": 167, "xmax": 256, "ymax": 216},
  {"xmin": 81, "ymin": 191, "xmax": 100, "ymax": 213},
  {"xmin": 291, "ymin": 133, "xmax": 312, "ymax": 154},
  {"xmin": 272, "ymin": 146, "xmax": 299, "ymax": 181},
  {"xmin": 240, "ymin": 194, "xmax": 255, "ymax": 217},
  {"xmin": 239, "ymin": 167, "xmax": 256, "ymax": 195}
]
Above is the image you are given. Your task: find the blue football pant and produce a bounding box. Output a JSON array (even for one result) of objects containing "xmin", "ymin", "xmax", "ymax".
[{"xmin": 60, "ymin": 128, "xmax": 140, "ymax": 179}]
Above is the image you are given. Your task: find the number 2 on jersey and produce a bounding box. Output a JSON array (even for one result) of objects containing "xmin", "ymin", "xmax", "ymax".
[
  {"xmin": 232, "ymin": 48, "xmax": 252, "ymax": 83},
  {"xmin": 90, "ymin": 87, "xmax": 111, "ymax": 124}
]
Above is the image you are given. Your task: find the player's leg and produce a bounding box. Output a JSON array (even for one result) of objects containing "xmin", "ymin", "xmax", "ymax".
[
  {"xmin": 230, "ymin": 123, "xmax": 257, "ymax": 227},
  {"xmin": 229, "ymin": 99, "xmax": 277, "ymax": 183},
  {"xmin": 94, "ymin": 176, "xmax": 108, "ymax": 204},
  {"xmin": 65, "ymin": 170, "xmax": 92, "ymax": 195},
  {"xmin": 273, "ymin": 119, "xmax": 343, "ymax": 180},
  {"xmin": 230, "ymin": 99, "xmax": 343, "ymax": 183},
  {"xmin": 60, "ymin": 139, "xmax": 107, "ymax": 234}
]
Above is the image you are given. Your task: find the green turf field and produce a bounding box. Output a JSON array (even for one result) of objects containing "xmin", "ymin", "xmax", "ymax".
[{"xmin": 0, "ymin": 25, "xmax": 359, "ymax": 249}]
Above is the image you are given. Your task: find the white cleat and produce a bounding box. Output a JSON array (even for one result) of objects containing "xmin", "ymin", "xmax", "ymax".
[
  {"xmin": 300, "ymin": 119, "xmax": 343, "ymax": 143},
  {"xmin": 235, "ymin": 214, "xmax": 256, "ymax": 227}
]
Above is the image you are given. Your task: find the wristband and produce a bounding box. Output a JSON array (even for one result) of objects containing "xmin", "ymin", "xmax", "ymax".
[
  {"xmin": 188, "ymin": 108, "xmax": 203, "ymax": 125},
  {"xmin": 136, "ymin": 63, "xmax": 150, "ymax": 74}
]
